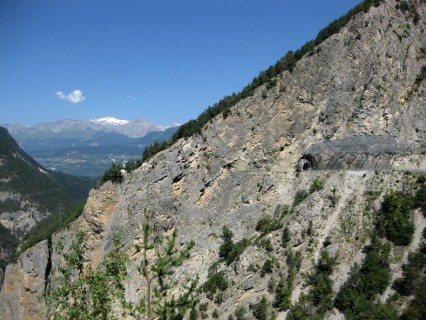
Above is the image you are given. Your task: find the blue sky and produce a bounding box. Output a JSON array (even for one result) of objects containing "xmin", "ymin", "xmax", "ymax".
[{"xmin": 0, "ymin": 0, "xmax": 362, "ymax": 126}]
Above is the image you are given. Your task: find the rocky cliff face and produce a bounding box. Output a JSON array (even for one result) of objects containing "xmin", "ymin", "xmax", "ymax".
[{"xmin": 1, "ymin": 0, "xmax": 425, "ymax": 319}]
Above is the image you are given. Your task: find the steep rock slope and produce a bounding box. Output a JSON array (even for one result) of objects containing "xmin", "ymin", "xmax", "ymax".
[{"xmin": 0, "ymin": 0, "xmax": 425, "ymax": 319}]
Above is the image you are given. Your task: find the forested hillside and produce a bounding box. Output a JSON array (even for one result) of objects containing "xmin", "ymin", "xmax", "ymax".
[{"xmin": 0, "ymin": 127, "xmax": 96, "ymax": 285}]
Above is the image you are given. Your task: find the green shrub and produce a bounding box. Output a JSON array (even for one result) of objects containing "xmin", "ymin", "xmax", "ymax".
[
  {"xmin": 393, "ymin": 252, "xmax": 426, "ymax": 296},
  {"xmin": 189, "ymin": 307, "xmax": 198, "ymax": 320},
  {"xmin": 125, "ymin": 159, "xmax": 142, "ymax": 173},
  {"xmin": 310, "ymin": 273, "xmax": 333, "ymax": 314},
  {"xmin": 274, "ymin": 204, "xmax": 291, "ymax": 219},
  {"xmin": 0, "ymin": 199, "xmax": 21, "ymax": 213},
  {"xmin": 323, "ymin": 236, "xmax": 332, "ymax": 247},
  {"xmin": 273, "ymin": 279, "xmax": 292, "ymax": 311},
  {"xmin": 396, "ymin": 1, "xmax": 420, "ymax": 24},
  {"xmin": 377, "ymin": 191, "xmax": 414, "ymax": 245},
  {"xmin": 0, "ymin": 224, "xmax": 19, "ymax": 273},
  {"xmin": 212, "ymin": 309, "xmax": 219, "ymax": 318},
  {"xmin": 259, "ymin": 238, "xmax": 273, "ymax": 253},
  {"xmin": 281, "ymin": 227, "xmax": 290, "ymax": 248},
  {"xmin": 400, "ymin": 280, "xmax": 426, "ymax": 320},
  {"xmin": 203, "ymin": 271, "xmax": 228, "ymax": 297},
  {"xmin": 334, "ymin": 235, "xmax": 395, "ymax": 319},
  {"xmin": 248, "ymin": 263, "xmax": 258, "ymax": 273},
  {"xmin": 286, "ymin": 251, "xmax": 302, "ymax": 284},
  {"xmin": 218, "ymin": 226, "xmax": 250, "ymax": 265},
  {"xmin": 261, "ymin": 259, "xmax": 273, "ymax": 277},
  {"xmin": 293, "ymin": 190, "xmax": 309, "ymax": 207},
  {"xmin": 306, "ymin": 221, "xmax": 313, "ymax": 236},
  {"xmin": 250, "ymin": 296, "xmax": 270, "ymax": 320},
  {"xmin": 101, "ymin": 163, "xmax": 123, "ymax": 184},
  {"xmin": 417, "ymin": 175, "xmax": 426, "ymax": 184},
  {"xmin": 273, "ymin": 252, "xmax": 302, "ymax": 312},
  {"xmin": 45, "ymin": 233, "xmax": 128, "ymax": 319},
  {"xmin": 142, "ymin": 140, "xmax": 172, "ymax": 162},
  {"xmin": 309, "ymin": 251, "xmax": 335, "ymax": 314},
  {"xmin": 256, "ymin": 216, "xmax": 282, "ymax": 235},
  {"xmin": 234, "ymin": 306, "xmax": 248, "ymax": 320},
  {"xmin": 199, "ymin": 302, "xmax": 208, "ymax": 312},
  {"xmin": 286, "ymin": 250, "xmax": 335, "ymax": 318},
  {"xmin": 316, "ymin": 251, "xmax": 335, "ymax": 274},
  {"xmin": 286, "ymin": 294, "xmax": 312, "ymax": 320},
  {"xmin": 309, "ymin": 177, "xmax": 325, "ymax": 194}
]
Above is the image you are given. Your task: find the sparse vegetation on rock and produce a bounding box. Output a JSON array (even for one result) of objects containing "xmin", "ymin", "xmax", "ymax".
[
  {"xmin": 376, "ymin": 190, "xmax": 414, "ymax": 246},
  {"xmin": 219, "ymin": 226, "xmax": 250, "ymax": 265},
  {"xmin": 334, "ymin": 235, "xmax": 395, "ymax": 319},
  {"xmin": 45, "ymin": 232, "xmax": 128, "ymax": 320}
]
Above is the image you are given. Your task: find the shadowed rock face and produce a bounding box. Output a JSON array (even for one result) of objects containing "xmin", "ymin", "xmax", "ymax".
[{"xmin": 299, "ymin": 136, "xmax": 415, "ymax": 170}]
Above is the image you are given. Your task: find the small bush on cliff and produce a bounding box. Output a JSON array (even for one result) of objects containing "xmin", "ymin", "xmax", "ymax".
[
  {"xmin": 101, "ymin": 163, "xmax": 123, "ymax": 184},
  {"xmin": 309, "ymin": 176, "xmax": 326, "ymax": 194},
  {"xmin": 415, "ymin": 65, "xmax": 426, "ymax": 85},
  {"xmin": 293, "ymin": 190, "xmax": 309, "ymax": 207},
  {"xmin": 256, "ymin": 215, "xmax": 282, "ymax": 235},
  {"xmin": 281, "ymin": 227, "xmax": 290, "ymax": 248},
  {"xmin": 219, "ymin": 226, "xmax": 250, "ymax": 265},
  {"xmin": 250, "ymin": 296, "xmax": 272, "ymax": 320},
  {"xmin": 376, "ymin": 191, "xmax": 414, "ymax": 246},
  {"xmin": 203, "ymin": 262, "xmax": 228, "ymax": 300},
  {"xmin": 260, "ymin": 259, "xmax": 274, "ymax": 277}
]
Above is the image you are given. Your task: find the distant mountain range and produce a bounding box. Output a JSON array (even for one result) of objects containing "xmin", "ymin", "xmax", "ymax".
[
  {"xmin": 2, "ymin": 117, "xmax": 179, "ymax": 151},
  {"xmin": 2, "ymin": 117, "xmax": 180, "ymax": 176}
]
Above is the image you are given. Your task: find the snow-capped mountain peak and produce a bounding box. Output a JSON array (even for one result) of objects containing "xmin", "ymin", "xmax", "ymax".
[{"xmin": 90, "ymin": 117, "xmax": 130, "ymax": 126}]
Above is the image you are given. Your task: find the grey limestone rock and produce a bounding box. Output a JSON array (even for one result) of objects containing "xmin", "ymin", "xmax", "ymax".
[{"xmin": 1, "ymin": 1, "xmax": 425, "ymax": 319}]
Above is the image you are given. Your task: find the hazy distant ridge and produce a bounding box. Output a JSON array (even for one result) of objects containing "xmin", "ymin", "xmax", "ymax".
[{"xmin": 2, "ymin": 117, "xmax": 178, "ymax": 151}]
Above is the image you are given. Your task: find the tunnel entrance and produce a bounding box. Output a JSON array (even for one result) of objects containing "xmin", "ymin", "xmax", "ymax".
[
  {"xmin": 299, "ymin": 154, "xmax": 317, "ymax": 170},
  {"xmin": 303, "ymin": 161, "xmax": 311, "ymax": 170},
  {"xmin": 299, "ymin": 159, "xmax": 312, "ymax": 171}
]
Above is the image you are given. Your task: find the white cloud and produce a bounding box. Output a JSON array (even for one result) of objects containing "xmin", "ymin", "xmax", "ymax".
[
  {"xmin": 128, "ymin": 95, "xmax": 136, "ymax": 100},
  {"xmin": 56, "ymin": 89, "xmax": 86, "ymax": 103}
]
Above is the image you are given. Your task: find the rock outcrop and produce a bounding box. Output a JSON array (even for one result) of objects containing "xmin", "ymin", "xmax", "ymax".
[
  {"xmin": 0, "ymin": 0, "xmax": 425, "ymax": 319},
  {"xmin": 0, "ymin": 240, "xmax": 48, "ymax": 320}
]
